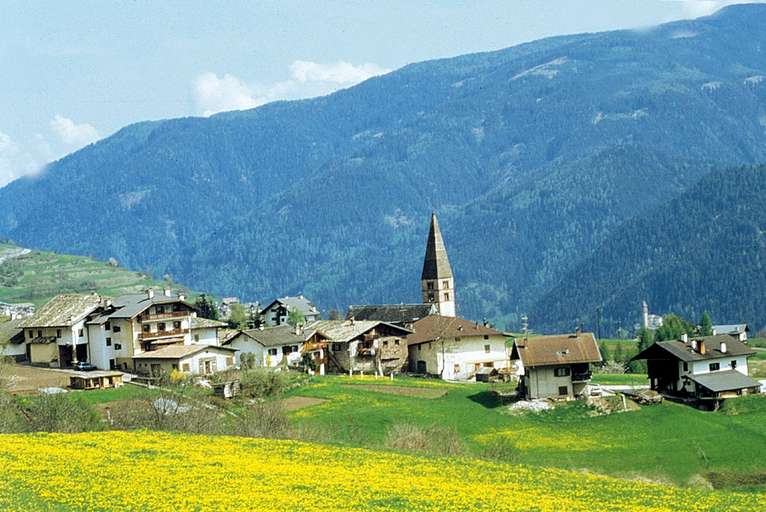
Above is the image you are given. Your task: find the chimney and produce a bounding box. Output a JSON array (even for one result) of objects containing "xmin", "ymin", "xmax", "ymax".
[
  {"xmin": 698, "ymin": 340, "xmax": 706, "ymax": 355},
  {"xmin": 147, "ymin": 289, "xmax": 154, "ymax": 300},
  {"xmin": 178, "ymin": 294, "xmax": 186, "ymax": 302},
  {"xmin": 163, "ymin": 288, "xmax": 171, "ymax": 297},
  {"xmin": 720, "ymin": 342, "xmax": 727, "ymax": 354}
]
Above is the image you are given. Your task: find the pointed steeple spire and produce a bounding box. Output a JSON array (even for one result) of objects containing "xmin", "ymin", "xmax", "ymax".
[{"xmin": 421, "ymin": 212, "xmax": 453, "ymax": 280}]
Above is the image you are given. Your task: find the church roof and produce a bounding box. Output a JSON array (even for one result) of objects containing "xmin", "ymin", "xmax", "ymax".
[
  {"xmin": 346, "ymin": 304, "xmax": 437, "ymax": 324},
  {"xmin": 421, "ymin": 213, "xmax": 453, "ymax": 280}
]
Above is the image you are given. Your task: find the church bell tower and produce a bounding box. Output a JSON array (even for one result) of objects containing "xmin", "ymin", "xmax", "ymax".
[{"xmin": 421, "ymin": 213, "xmax": 456, "ymax": 317}]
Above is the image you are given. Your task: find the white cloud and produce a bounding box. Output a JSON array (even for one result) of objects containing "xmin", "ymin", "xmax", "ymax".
[
  {"xmin": 194, "ymin": 72, "xmax": 263, "ymax": 117},
  {"xmin": 289, "ymin": 60, "xmax": 389, "ymax": 84},
  {"xmin": 0, "ymin": 131, "xmax": 53, "ymax": 186},
  {"xmin": 669, "ymin": 0, "xmax": 765, "ymax": 18},
  {"xmin": 194, "ymin": 60, "xmax": 390, "ymax": 116},
  {"xmin": 49, "ymin": 115, "xmax": 100, "ymax": 147}
]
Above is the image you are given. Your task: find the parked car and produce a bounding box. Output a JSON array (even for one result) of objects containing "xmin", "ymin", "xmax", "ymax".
[{"xmin": 72, "ymin": 361, "xmax": 97, "ymax": 372}]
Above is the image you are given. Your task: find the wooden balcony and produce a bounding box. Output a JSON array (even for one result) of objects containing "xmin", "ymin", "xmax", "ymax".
[
  {"xmin": 139, "ymin": 328, "xmax": 189, "ymax": 341},
  {"xmin": 572, "ymin": 371, "xmax": 592, "ymax": 383},
  {"xmin": 142, "ymin": 310, "xmax": 190, "ymax": 321}
]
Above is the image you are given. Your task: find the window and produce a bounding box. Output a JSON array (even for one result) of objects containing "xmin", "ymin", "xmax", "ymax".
[
  {"xmin": 182, "ymin": 363, "xmax": 190, "ymax": 372},
  {"xmin": 194, "ymin": 335, "xmax": 200, "ymax": 342},
  {"xmin": 394, "ymin": 339, "xmax": 400, "ymax": 346},
  {"xmin": 173, "ymin": 321, "xmax": 181, "ymax": 329},
  {"xmin": 268, "ymin": 348, "xmax": 278, "ymax": 356},
  {"xmin": 483, "ymin": 335, "xmax": 489, "ymax": 340},
  {"xmin": 709, "ymin": 362, "xmax": 720, "ymax": 372},
  {"xmin": 226, "ymin": 357, "xmax": 234, "ymax": 367},
  {"xmin": 554, "ymin": 367, "xmax": 571, "ymax": 377},
  {"xmin": 558, "ymin": 386, "xmax": 569, "ymax": 396},
  {"xmin": 105, "ymin": 321, "xmax": 111, "ymax": 331},
  {"xmin": 455, "ymin": 336, "xmax": 461, "ymax": 342},
  {"xmin": 106, "ymin": 337, "xmax": 112, "ymax": 347},
  {"xmin": 112, "ymin": 325, "xmax": 121, "ymax": 333},
  {"xmin": 37, "ymin": 330, "xmax": 42, "ymax": 337},
  {"xmin": 417, "ymin": 344, "xmax": 421, "ymax": 352},
  {"xmin": 428, "ymin": 342, "xmax": 432, "ymax": 349},
  {"xmin": 172, "ymin": 364, "xmax": 178, "ymax": 370},
  {"xmin": 158, "ymin": 322, "xmax": 166, "ymax": 332},
  {"xmin": 332, "ymin": 343, "xmax": 343, "ymax": 352},
  {"xmin": 28, "ymin": 330, "xmax": 33, "ymax": 339},
  {"xmin": 156, "ymin": 305, "xmax": 164, "ymax": 314},
  {"xmin": 731, "ymin": 360, "xmax": 737, "ymax": 369},
  {"xmin": 683, "ymin": 362, "xmax": 688, "ymax": 372},
  {"xmin": 453, "ymin": 364, "xmax": 461, "ymax": 374},
  {"xmin": 442, "ymin": 280, "xmax": 449, "ymax": 289},
  {"xmin": 427, "ymin": 281, "xmax": 434, "ymax": 290},
  {"xmin": 383, "ymin": 340, "xmax": 388, "ymax": 347},
  {"xmin": 444, "ymin": 292, "xmax": 450, "ymax": 301},
  {"xmin": 114, "ymin": 344, "xmax": 122, "ymax": 350},
  {"xmin": 484, "ymin": 344, "xmax": 491, "ymax": 354},
  {"xmin": 143, "ymin": 324, "xmax": 150, "ymax": 333},
  {"xmin": 78, "ymin": 329, "xmax": 84, "ymax": 337},
  {"xmin": 56, "ymin": 329, "xmax": 61, "ymax": 338}
]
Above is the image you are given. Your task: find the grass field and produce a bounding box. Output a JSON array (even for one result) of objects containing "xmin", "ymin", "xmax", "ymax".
[
  {"xmin": 0, "ymin": 431, "xmax": 763, "ymax": 511},
  {"xmin": 0, "ymin": 243, "xmax": 185, "ymax": 306},
  {"xmin": 591, "ymin": 373, "xmax": 649, "ymax": 385},
  {"xmin": 282, "ymin": 376, "xmax": 766, "ymax": 490}
]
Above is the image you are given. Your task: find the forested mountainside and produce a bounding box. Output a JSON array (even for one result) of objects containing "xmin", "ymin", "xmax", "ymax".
[
  {"xmin": 1, "ymin": 5, "xmax": 766, "ymax": 331},
  {"xmin": 530, "ymin": 164, "xmax": 766, "ymax": 334}
]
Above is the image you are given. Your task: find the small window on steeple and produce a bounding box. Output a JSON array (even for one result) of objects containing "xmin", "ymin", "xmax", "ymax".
[
  {"xmin": 427, "ymin": 281, "xmax": 434, "ymax": 290},
  {"xmin": 443, "ymin": 280, "xmax": 449, "ymax": 289},
  {"xmin": 444, "ymin": 292, "xmax": 450, "ymax": 301}
]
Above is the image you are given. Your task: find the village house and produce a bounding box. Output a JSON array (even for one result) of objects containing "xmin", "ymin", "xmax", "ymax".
[
  {"xmin": 346, "ymin": 303, "xmax": 437, "ymax": 328},
  {"xmin": 0, "ymin": 301, "xmax": 35, "ymax": 320},
  {"xmin": 190, "ymin": 316, "xmax": 229, "ymax": 345},
  {"xmin": 225, "ymin": 323, "xmax": 326, "ymax": 369},
  {"xmin": 260, "ymin": 295, "xmax": 321, "ymax": 327},
  {"xmin": 0, "ymin": 318, "xmax": 26, "ymax": 361},
  {"xmin": 712, "ymin": 324, "xmax": 749, "ymax": 341},
  {"xmin": 407, "ymin": 315, "xmax": 509, "ymax": 381},
  {"xmin": 20, "ymin": 293, "xmax": 103, "ymax": 367},
  {"xmin": 631, "ymin": 334, "xmax": 760, "ymax": 403},
  {"xmin": 313, "ymin": 319, "xmax": 411, "ymax": 375},
  {"xmin": 132, "ymin": 344, "xmax": 237, "ymax": 377},
  {"xmin": 510, "ymin": 332, "xmax": 602, "ymax": 399}
]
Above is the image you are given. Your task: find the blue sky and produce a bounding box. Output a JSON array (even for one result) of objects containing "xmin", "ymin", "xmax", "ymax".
[{"xmin": 0, "ymin": 0, "xmax": 762, "ymax": 185}]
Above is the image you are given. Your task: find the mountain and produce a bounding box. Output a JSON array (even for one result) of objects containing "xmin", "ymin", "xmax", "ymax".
[
  {"xmin": 530, "ymin": 164, "xmax": 766, "ymax": 334},
  {"xmin": 1, "ymin": 5, "xmax": 766, "ymax": 331},
  {"xmin": 0, "ymin": 242, "xmax": 189, "ymax": 307}
]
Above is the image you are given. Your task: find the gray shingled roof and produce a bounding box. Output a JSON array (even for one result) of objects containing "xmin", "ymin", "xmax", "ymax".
[
  {"xmin": 132, "ymin": 344, "xmax": 236, "ymax": 359},
  {"xmin": 20, "ymin": 294, "xmax": 103, "ymax": 328},
  {"xmin": 88, "ymin": 292, "xmax": 196, "ymax": 323},
  {"xmin": 347, "ymin": 304, "xmax": 437, "ymax": 324},
  {"xmin": 636, "ymin": 336, "xmax": 755, "ymax": 363},
  {"xmin": 191, "ymin": 317, "xmax": 228, "ymax": 329},
  {"xmin": 421, "ymin": 213, "xmax": 453, "ymax": 280},
  {"xmin": 713, "ymin": 324, "xmax": 749, "ymax": 335},
  {"xmin": 0, "ymin": 319, "xmax": 24, "ymax": 345},
  {"xmin": 239, "ymin": 324, "xmax": 318, "ymax": 348},
  {"xmin": 687, "ymin": 370, "xmax": 761, "ymax": 393},
  {"xmin": 313, "ymin": 320, "xmax": 411, "ymax": 343},
  {"xmin": 261, "ymin": 296, "xmax": 319, "ymax": 317}
]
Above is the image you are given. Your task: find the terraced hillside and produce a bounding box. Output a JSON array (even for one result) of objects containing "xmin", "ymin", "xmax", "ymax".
[{"xmin": 0, "ymin": 242, "xmax": 183, "ymax": 306}]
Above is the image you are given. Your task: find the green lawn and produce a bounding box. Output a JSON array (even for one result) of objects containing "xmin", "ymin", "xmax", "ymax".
[
  {"xmin": 591, "ymin": 372, "xmax": 649, "ymax": 385},
  {"xmin": 284, "ymin": 375, "xmax": 766, "ymax": 490},
  {"xmin": 68, "ymin": 384, "xmax": 157, "ymax": 405}
]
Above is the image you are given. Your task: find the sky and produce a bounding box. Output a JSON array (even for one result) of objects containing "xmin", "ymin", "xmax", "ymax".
[{"xmin": 0, "ymin": 0, "xmax": 763, "ymax": 186}]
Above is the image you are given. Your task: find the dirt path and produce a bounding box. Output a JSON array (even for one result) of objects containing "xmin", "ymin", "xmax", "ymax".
[
  {"xmin": 3, "ymin": 364, "xmax": 70, "ymax": 393},
  {"xmin": 342, "ymin": 384, "xmax": 447, "ymax": 399},
  {"xmin": 280, "ymin": 396, "xmax": 328, "ymax": 411}
]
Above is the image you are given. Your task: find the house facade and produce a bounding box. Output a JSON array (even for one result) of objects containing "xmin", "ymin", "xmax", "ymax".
[
  {"xmin": 510, "ymin": 332, "xmax": 602, "ymax": 399},
  {"xmin": 407, "ymin": 315, "xmax": 509, "ymax": 381},
  {"xmin": 314, "ymin": 319, "xmax": 412, "ymax": 375},
  {"xmin": 260, "ymin": 296, "xmax": 321, "ymax": 327},
  {"xmin": 632, "ymin": 335, "xmax": 760, "ymax": 401},
  {"xmin": 226, "ymin": 324, "xmax": 326, "ymax": 369},
  {"xmin": 0, "ymin": 319, "xmax": 26, "ymax": 361},
  {"xmin": 712, "ymin": 324, "xmax": 749, "ymax": 341},
  {"xmin": 132, "ymin": 344, "xmax": 236, "ymax": 377}
]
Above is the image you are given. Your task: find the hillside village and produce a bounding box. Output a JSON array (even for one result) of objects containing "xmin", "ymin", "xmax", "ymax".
[{"xmin": 2, "ymin": 213, "xmax": 763, "ymax": 409}]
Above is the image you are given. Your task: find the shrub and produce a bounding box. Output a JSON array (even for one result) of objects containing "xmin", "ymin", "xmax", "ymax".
[
  {"xmin": 240, "ymin": 368, "xmax": 289, "ymax": 399},
  {"xmin": 19, "ymin": 394, "xmax": 102, "ymax": 433},
  {"xmin": 384, "ymin": 423, "xmax": 465, "ymax": 456}
]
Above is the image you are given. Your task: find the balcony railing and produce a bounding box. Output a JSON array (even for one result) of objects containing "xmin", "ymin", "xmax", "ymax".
[
  {"xmin": 139, "ymin": 328, "xmax": 189, "ymax": 341},
  {"xmin": 572, "ymin": 371, "xmax": 592, "ymax": 382},
  {"xmin": 142, "ymin": 311, "xmax": 190, "ymax": 321}
]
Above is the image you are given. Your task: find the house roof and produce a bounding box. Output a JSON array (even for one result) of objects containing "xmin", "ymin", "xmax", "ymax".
[
  {"xmin": 93, "ymin": 292, "xmax": 196, "ymax": 321},
  {"xmin": 236, "ymin": 324, "xmax": 319, "ymax": 348},
  {"xmin": 407, "ymin": 315, "xmax": 502, "ymax": 346},
  {"xmin": 20, "ymin": 294, "xmax": 103, "ymax": 328},
  {"xmin": 191, "ymin": 317, "xmax": 228, "ymax": 329},
  {"xmin": 0, "ymin": 319, "xmax": 24, "ymax": 345},
  {"xmin": 346, "ymin": 304, "xmax": 437, "ymax": 324},
  {"xmin": 421, "ymin": 213, "xmax": 453, "ymax": 280},
  {"xmin": 686, "ymin": 370, "xmax": 761, "ymax": 393},
  {"xmin": 132, "ymin": 344, "xmax": 236, "ymax": 360},
  {"xmin": 712, "ymin": 324, "xmax": 749, "ymax": 334},
  {"xmin": 313, "ymin": 320, "xmax": 411, "ymax": 343},
  {"xmin": 633, "ymin": 336, "xmax": 754, "ymax": 363},
  {"xmin": 261, "ymin": 296, "xmax": 319, "ymax": 317},
  {"xmin": 511, "ymin": 332, "xmax": 602, "ymax": 367}
]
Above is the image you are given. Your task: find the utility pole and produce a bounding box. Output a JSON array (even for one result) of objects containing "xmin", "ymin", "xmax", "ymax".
[{"xmin": 596, "ymin": 307, "xmax": 602, "ymax": 340}]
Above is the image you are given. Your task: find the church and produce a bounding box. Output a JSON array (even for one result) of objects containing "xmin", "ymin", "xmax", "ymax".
[{"xmin": 347, "ymin": 212, "xmax": 457, "ymax": 325}]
